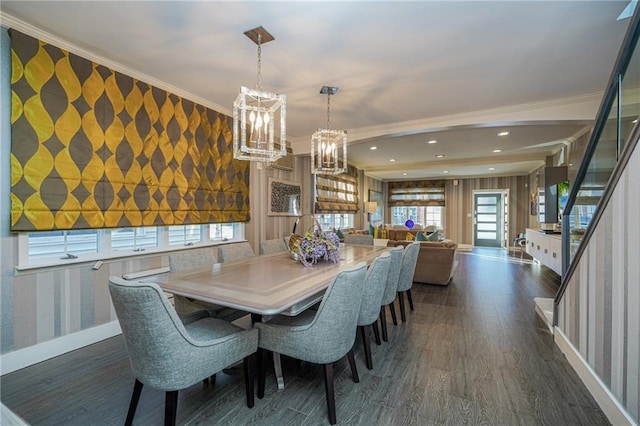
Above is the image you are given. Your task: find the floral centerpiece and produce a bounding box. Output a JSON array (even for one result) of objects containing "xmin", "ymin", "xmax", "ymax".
[{"xmin": 294, "ymin": 230, "xmax": 341, "ymax": 267}]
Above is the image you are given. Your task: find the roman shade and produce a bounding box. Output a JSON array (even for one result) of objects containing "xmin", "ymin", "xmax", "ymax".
[
  {"xmin": 9, "ymin": 30, "xmax": 250, "ymax": 231},
  {"xmin": 314, "ymin": 165, "xmax": 359, "ymax": 213},
  {"xmin": 388, "ymin": 180, "xmax": 446, "ymax": 207}
]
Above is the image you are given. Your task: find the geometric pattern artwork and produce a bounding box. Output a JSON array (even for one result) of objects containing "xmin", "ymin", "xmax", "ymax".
[{"xmin": 10, "ymin": 30, "xmax": 250, "ymax": 231}]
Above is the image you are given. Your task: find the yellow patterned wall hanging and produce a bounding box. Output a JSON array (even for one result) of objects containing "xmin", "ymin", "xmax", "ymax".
[{"xmin": 10, "ymin": 30, "xmax": 250, "ymax": 231}]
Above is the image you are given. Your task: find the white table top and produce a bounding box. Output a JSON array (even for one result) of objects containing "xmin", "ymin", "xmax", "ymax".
[{"xmin": 151, "ymin": 245, "xmax": 388, "ymax": 316}]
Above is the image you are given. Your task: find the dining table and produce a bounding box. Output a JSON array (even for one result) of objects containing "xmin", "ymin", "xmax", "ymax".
[{"xmin": 150, "ymin": 243, "xmax": 389, "ymax": 389}]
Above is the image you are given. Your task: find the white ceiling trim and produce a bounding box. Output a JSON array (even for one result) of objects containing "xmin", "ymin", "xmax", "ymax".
[{"xmin": 0, "ymin": 12, "xmax": 230, "ymax": 116}]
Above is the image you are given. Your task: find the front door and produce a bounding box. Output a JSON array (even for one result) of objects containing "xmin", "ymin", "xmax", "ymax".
[{"xmin": 474, "ymin": 193, "xmax": 502, "ymax": 247}]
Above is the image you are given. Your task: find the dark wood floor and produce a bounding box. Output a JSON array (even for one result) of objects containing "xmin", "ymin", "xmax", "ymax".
[{"xmin": 1, "ymin": 248, "xmax": 609, "ymax": 425}]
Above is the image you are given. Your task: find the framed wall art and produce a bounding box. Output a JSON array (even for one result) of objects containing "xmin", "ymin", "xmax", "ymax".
[{"xmin": 268, "ymin": 178, "xmax": 302, "ymax": 216}]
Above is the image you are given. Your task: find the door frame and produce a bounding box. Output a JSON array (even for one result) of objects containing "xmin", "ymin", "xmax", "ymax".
[{"xmin": 471, "ymin": 189, "xmax": 510, "ymax": 248}]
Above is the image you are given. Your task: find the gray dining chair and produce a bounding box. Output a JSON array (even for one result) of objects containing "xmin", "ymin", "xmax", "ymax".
[
  {"xmin": 344, "ymin": 234, "xmax": 374, "ymax": 246},
  {"xmin": 168, "ymin": 248, "xmax": 247, "ymax": 323},
  {"xmin": 219, "ymin": 242, "xmax": 255, "ymax": 263},
  {"xmin": 108, "ymin": 277, "xmax": 258, "ymax": 426},
  {"xmin": 259, "ymin": 238, "xmax": 288, "ymax": 255},
  {"xmin": 379, "ymin": 246, "xmax": 404, "ymax": 342},
  {"xmin": 397, "ymin": 242, "xmax": 421, "ymax": 322},
  {"xmin": 357, "ymin": 252, "xmax": 391, "ymax": 370},
  {"xmin": 255, "ymin": 263, "xmax": 368, "ymax": 425}
]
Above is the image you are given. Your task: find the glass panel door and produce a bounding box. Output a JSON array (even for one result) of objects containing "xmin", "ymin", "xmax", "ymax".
[{"xmin": 474, "ymin": 193, "xmax": 502, "ymax": 247}]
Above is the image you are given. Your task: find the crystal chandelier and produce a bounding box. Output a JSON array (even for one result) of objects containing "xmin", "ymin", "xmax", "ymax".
[
  {"xmin": 233, "ymin": 27, "xmax": 287, "ymax": 163},
  {"xmin": 311, "ymin": 86, "xmax": 347, "ymax": 175}
]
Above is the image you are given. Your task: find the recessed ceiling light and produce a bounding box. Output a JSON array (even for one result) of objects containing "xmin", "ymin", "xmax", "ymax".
[
  {"xmin": 370, "ymin": 146, "xmax": 377, "ymax": 150},
  {"xmin": 492, "ymin": 149, "xmax": 502, "ymax": 153},
  {"xmin": 435, "ymin": 154, "xmax": 444, "ymax": 158},
  {"xmin": 498, "ymin": 131, "xmax": 510, "ymax": 137},
  {"xmin": 443, "ymin": 170, "xmax": 449, "ymax": 174},
  {"xmin": 488, "ymin": 167, "xmax": 495, "ymax": 171},
  {"xmin": 428, "ymin": 140, "xmax": 437, "ymax": 144},
  {"xmin": 402, "ymin": 172, "xmax": 407, "ymax": 176},
  {"xmin": 389, "ymin": 158, "xmax": 396, "ymax": 162},
  {"xmin": 633, "ymin": 119, "xmax": 638, "ymax": 124}
]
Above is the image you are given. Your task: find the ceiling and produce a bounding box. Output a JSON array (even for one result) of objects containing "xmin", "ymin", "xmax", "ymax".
[{"xmin": 0, "ymin": 1, "xmax": 633, "ymax": 180}]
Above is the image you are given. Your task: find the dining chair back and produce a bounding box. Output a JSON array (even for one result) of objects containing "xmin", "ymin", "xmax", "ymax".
[
  {"xmin": 259, "ymin": 238, "xmax": 288, "ymax": 255},
  {"xmin": 108, "ymin": 277, "xmax": 258, "ymax": 426},
  {"xmin": 396, "ymin": 242, "xmax": 420, "ymax": 322},
  {"xmin": 168, "ymin": 248, "xmax": 246, "ymax": 322},
  {"xmin": 255, "ymin": 263, "xmax": 367, "ymax": 424},
  {"xmin": 219, "ymin": 242, "xmax": 255, "ymax": 262},
  {"xmin": 344, "ymin": 234, "xmax": 374, "ymax": 246},
  {"xmin": 357, "ymin": 252, "xmax": 391, "ymax": 369},
  {"xmin": 378, "ymin": 246, "xmax": 404, "ymax": 341}
]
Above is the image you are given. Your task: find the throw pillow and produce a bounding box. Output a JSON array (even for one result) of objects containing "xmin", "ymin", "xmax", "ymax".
[
  {"xmin": 336, "ymin": 228, "xmax": 345, "ymax": 240},
  {"xmin": 369, "ymin": 224, "xmax": 375, "ymax": 236},
  {"xmin": 406, "ymin": 232, "xmax": 415, "ymax": 241},
  {"xmin": 427, "ymin": 230, "xmax": 439, "ymax": 241},
  {"xmin": 378, "ymin": 225, "xmax": 387, "ymax": 239},
  {"xmin": 416, "ymin": 231, "xmax": 428, "ymax": 241}
]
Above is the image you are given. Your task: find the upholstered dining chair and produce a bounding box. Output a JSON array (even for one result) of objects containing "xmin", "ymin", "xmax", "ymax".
[
  {"xmin": 379, "ymin": 246, "xmax": 404, "ymax": 342},
  {"xmin": 219, "ymin": 242, "xmax": 255, "ymax": 263},
  {"xmin": 357, "ymin": 252, "xmax": 391, "ymax": 370},
  {"xmin": 259, "ymin": 238, "xmax": 288, "ymax": 255},
  {"xmin": 255, "ymin": 263, "xmax": 368, "ymax": 425},
  {"xmin": 344, "ymin": 234, "xmax": 374, "ymax": 246},
  {"xmin": 168, "ymin": 248, "xmax": 246, "ymax": 323},
  {"xmin": 396, "ymin": 242, "xmax": 421, "ymax": 322},
  {"xmin": 108, "ymin": 277, "xmax": 258, "ymax": 426}
]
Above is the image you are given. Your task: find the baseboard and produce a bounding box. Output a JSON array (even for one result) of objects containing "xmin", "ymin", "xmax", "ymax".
[
  {"xmin": 1, "ymin": 321, "xmax": 122, "ymax": 375},
  {"xmin": 554, "ymin": 327, "xmax": 635, "ymax": 426}
]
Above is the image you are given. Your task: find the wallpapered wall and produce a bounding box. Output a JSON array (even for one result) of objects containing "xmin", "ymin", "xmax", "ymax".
[{"xmin": 557, "ymin": 140, "xmax": 640, "ymax": 423}]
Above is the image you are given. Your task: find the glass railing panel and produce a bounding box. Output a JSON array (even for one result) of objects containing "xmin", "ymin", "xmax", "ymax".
[
  {"xmin": 620, "ymin": 38, "xmax": 640, "ymax": 153},
  {"xmin": 566, "ymin": 91, "xmax": 618, "ymax": 265}
]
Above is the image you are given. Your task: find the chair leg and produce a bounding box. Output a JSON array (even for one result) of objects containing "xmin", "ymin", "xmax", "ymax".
[
  {"xmin": 398, "ymin": 292, "xmax": 407, "ymax": 322},
  {"xmin": 360, "ymin": 326, "xmax": 373, "ymax": 370},
  {"xmin": 371, "ymin": 321, "xmax": 381, "ymax": 345},
  {"xmin": 164, "ymin": 390, "xmax": 178, "ymax": 426},
  {"xmin": 323, "ymin": 363, "xmax": 337, "ymax": 425},
  {"xmin": 347, "ymin": 348, "xmax": 360, "ymax": 383},
  {"xmin": 257, "ymin": 348, "xmax": 267, "ymax": 399},
  {"xmin": 379, "ymin": 307, "xmax": 388, "ymax": 342},
  {"xmin": 407, "ymin": 289, "xmax": 414, "ymax": 311},
  {"xmin": 125, "ymin": 379, "xmax": 143, "ymax": 426},
  {"xmin": 389, "ymin": 302, "xmax": 398, "ymax": 325},
  {"xmin": 243, "ymin": 355, "xmax": 255, "ymax": 408}
]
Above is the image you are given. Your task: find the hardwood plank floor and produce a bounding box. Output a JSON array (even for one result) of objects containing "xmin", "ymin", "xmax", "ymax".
[{"xmin": 0, "ymin": 248, "xmax": 609, "ymax": 425}]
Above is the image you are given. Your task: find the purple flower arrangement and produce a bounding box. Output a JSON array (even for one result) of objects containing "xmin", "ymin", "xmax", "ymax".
[{"xmin": 296, "ymin": 230, "xmax": 341, "ymax": 267}]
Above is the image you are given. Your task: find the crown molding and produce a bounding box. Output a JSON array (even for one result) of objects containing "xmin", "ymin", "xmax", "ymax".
[{"xmin": 0, "ymin": 12, "xmax": 231, "ymax": 116}]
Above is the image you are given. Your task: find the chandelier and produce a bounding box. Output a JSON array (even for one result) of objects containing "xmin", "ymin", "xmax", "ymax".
[
  {"xmin": 311, "ymin": 86, "xmax": 347, "ymax": 175},
  {"xmin": 233, "ymin": 26, "xmax": 287, "ymax": 163}
]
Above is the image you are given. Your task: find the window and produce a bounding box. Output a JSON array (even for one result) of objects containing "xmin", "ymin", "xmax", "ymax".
[
  {"xmin": 392, "ymin": 206, "xmax": 444, "ymax": 229},
  {"xmin": 316, "ymin": 214, "xmax": 354, "ymax": 230},
  {"xmin": 20, "ymin": 223, "xmax": 245, "ymax": 269}
]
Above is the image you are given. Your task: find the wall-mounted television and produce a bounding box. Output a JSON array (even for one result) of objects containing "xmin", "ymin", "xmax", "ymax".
[{"xmin": 541, "ymin": 166, "xmax": 568, "ymax": 224}]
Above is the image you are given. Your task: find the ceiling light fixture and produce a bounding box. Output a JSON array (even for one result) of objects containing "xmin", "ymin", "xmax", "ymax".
[
  {"xmin": 436, "ymin": 154, "xmax": 444, "ymax": 158},
  {"xmin": 428, "ymin": 140, "xmax": 437, "ymax": 144},
  {"xmin": 233, "ymin": 26, "xmax": 287, "ymax": 163},
  {"xmin": 498, "ymin": 131, "xmax": 510, "ymax": 137},
  {"xmin": 311, "ymin": 86, "xmax": 347, "ymax": 175},
  {"xmin": 492, "ymin": 149, "xmax": 502, "ymax": 153},
  {"xmin": 402, "ymin": 172, "xmax": 408, "ymax": 176},
  {"xmin": 443, "ymin": 170, "xmax": 449, "ymax": 173},
  {"xmin": 389, "ymin": 158, "xmax": 396, "ymax": 162},
  {"xmin": 370, "ymin": 146, "xmax": 377, "ymax": 150},
  {"xmin": 489, "ymin": 167, "xmax": 495, "ymax": 171}
]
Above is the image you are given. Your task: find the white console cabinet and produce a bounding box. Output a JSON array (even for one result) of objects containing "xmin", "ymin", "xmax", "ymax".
[{"xmin": 526, "ymin": 228, "xmax": 562, "ymax": 276}]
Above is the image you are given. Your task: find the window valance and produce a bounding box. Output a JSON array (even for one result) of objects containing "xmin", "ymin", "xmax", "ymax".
[
  {"xmin": 388, "ymin": 180, "xmax": 446, "ymax": 207},
  {"xmin": 9, "ymin": 30, "xmax": 250, "ymax": 231},
  {"xmin": 314, "ymin": 165, "xmax": 359, "ymax": 213}
]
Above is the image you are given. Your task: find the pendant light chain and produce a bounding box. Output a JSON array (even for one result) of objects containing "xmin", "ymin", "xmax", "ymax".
[
  {"xmin": 256, "ymin": 33, "xmax": 262, "ymax": 91},
  {"xmin": 326, "ymin": 91, "xmax": 331, "ymax": 130}
]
